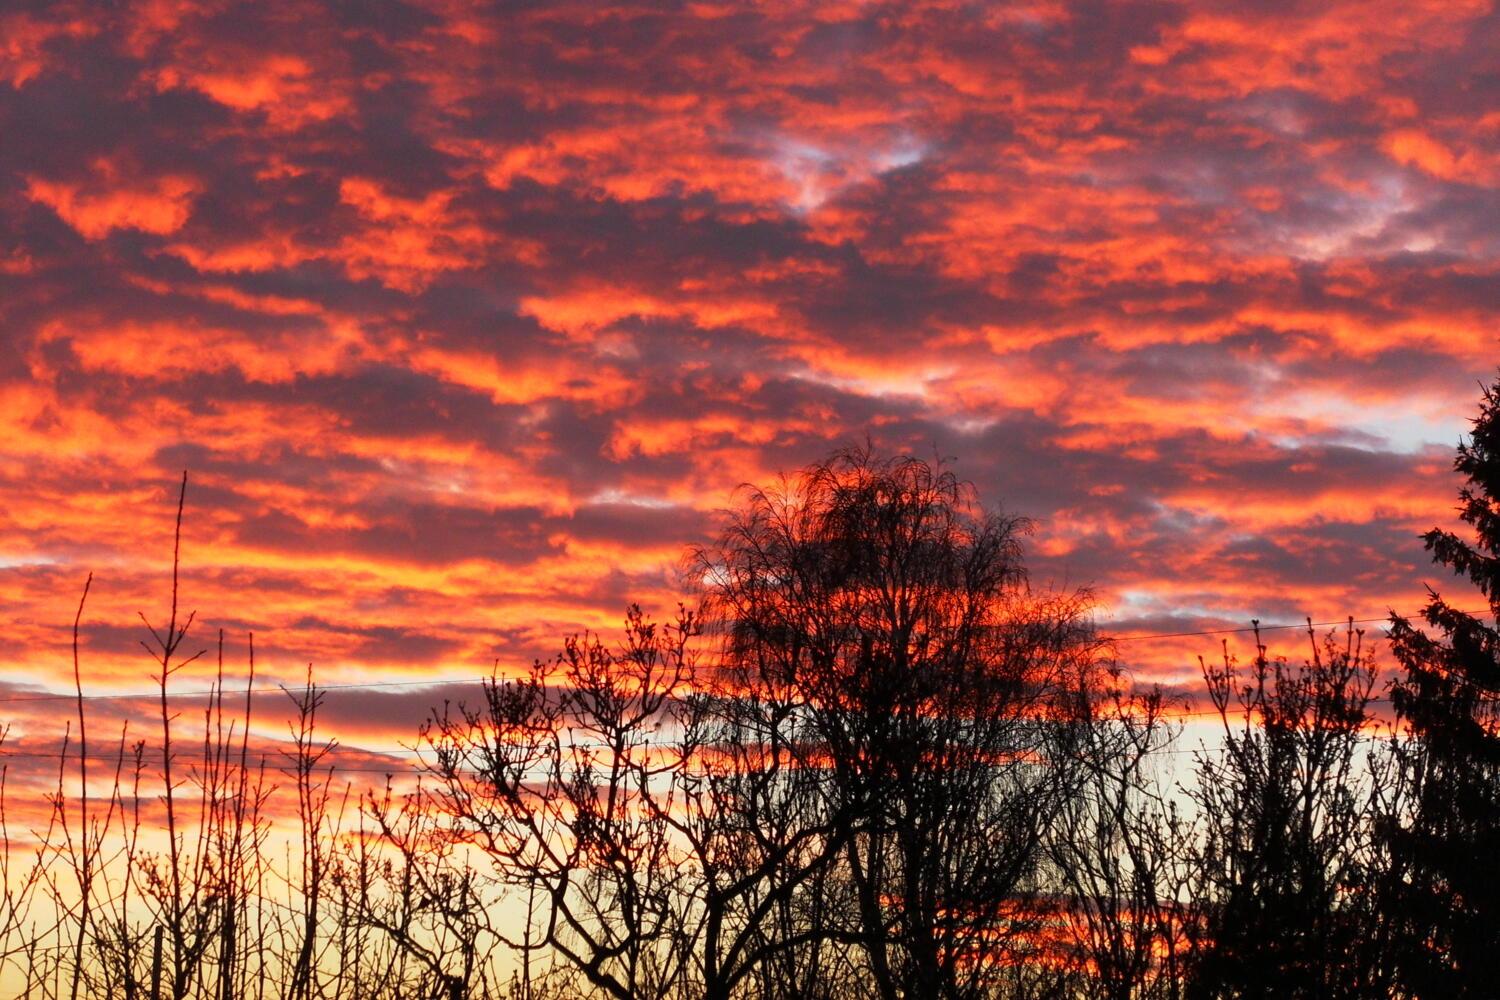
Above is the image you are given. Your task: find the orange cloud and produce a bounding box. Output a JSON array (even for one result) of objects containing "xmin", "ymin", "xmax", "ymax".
[
  {"xmin": 0, "ymin": 10, "xmax": 96, "ymax": 87},
  {"xmin": 149, "ymin": 49, "xmax": 354, "ymax": 129},
  {"xmin": 0, "ymin": 0, "xmax": 1493, "ymax": 764},
  {"xmin": 27, "ymin": 161, "xmax": 200, "ymax": 239}
]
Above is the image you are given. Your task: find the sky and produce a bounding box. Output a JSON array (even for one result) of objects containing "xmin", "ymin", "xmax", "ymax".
[{"xmin": 1, "ymin": 0, "xmax": 1498, "ymax": 759}]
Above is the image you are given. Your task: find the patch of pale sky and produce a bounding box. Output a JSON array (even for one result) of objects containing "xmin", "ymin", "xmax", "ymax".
[
  {"xmin": 587, "ymin": 489, "xmax": 679, "ymax": 509},
  {"xmin": 1287, "ymin": 174, "xmax": 1415, "ymax": 261},
  {"xmin": 770, "ymin": 132, "xmax": 927, "ymax": 212},
  {"xmin": 1104, "ymin": 588, "xmax": 1241, "ymax": 628},
  {"xmin": 788, "ymin": 361, "xmax": 950, "ymax": 401},
  {"xmin": 1273, "ymin": 391, "xmax": 1467, "ymax": 454}
]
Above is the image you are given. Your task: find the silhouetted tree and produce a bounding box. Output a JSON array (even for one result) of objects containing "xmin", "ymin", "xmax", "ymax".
[
  {"xmin": 42, "ymin": 444, "xmax": 1500, "ymax": 998},
  {"xmin": 413, "ymin": 448, "xmax": 1119, "ymax": 999},
  {"xmin": 19, "ymin": 473, "xmax": 499, "ymax": 1000},
  {"xmin": 417, "ymin": 604, "xmax": 853, "ymax": 1000},
  {"xmin": 699, "ymin": 447, "xmax": 1108, "ymax": 999},
  {"xmin": 1049, "ymin": 683, "xmax": 1189, "ymax": 1000},
  {"xmin": 1384, "ymin": 375, "xmax": 1500, "ymax": 999},
  {"xmin": 1183, "ymin": 624, "xmax": 1386, "ymax": 1000}
]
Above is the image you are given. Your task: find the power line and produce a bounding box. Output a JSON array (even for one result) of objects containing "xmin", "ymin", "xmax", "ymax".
[
  {"xmin": 1109, "ymin": 609, "xmax": 1489, "ymax": 643},
  {"xmin": 0, "ymin": 675, "xmax": 480, "ymax": 707},
  {"xmin": 0, "ymin": 749, "xmax": 421, "ymax": 774},
  {"xmin": 0, "ymin": 608, "xmax": 1484, "ymax": 708}
]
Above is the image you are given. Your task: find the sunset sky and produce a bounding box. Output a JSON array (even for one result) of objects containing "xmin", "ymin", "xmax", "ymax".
[{"xmin": 2, "ymin": 0, "xmax": 1498, "ymax": 759}]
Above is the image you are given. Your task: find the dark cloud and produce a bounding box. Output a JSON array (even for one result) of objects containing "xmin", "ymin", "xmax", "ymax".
[{"xmin": 0, "ymin": 0, "xmax": 1494, "ymax": 745}]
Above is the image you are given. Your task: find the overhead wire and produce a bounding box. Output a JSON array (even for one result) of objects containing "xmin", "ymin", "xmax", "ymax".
[
  {"xmin": 0, "ymin": 605, "xmax": 1478, "ymax": 772},
  {"xmin": 1108, "ymin": 609, "xmax": 1488, "ymax": 642},
  {"xmin": 0, "ymin": 607, "xmax": 1486, "ymax": 708}
]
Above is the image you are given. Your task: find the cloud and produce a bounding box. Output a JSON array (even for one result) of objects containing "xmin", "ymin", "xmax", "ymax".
[
  {"xmin": 0, "ymin": 0, "xmax": 1495, "ymax": 754},
  {"xmin": 27, "ymin": 161, "xmax": 201, "ymax": 240}
]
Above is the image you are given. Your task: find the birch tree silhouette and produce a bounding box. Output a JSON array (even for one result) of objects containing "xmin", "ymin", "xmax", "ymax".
[{"xmin": 699, "ymin": 447, "xmax": 1109, "ymax": 999}]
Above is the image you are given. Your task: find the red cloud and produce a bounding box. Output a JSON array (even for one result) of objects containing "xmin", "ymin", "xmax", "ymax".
[
  {"xmin": 27, "ymin": 159, "xmax": 200, "ymax": 239},
  {"xmin": 0, "ymin": 0, "xmax": 1494, "ymax": 756}
]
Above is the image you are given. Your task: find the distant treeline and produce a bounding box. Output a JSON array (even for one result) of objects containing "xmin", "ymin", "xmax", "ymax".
[{"xmin": 4, "ymin": 385, "xmax": 1500, "ymax": 1000}]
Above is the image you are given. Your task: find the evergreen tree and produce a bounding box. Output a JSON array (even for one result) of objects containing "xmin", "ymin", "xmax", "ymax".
[{"xmin": 1385, "ymin": 375, "xmax": 1500, "ymax": 998}]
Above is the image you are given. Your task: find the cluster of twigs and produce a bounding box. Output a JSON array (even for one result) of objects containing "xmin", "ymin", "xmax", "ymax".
[{"xmin": 0, "ymin": 478, "xmax": 513, "ymax": 1000}]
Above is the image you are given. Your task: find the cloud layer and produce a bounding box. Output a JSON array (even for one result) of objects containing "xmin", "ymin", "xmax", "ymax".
[{"xmin": 2, "ymin": 0, "xmax": 1497, "ymax": 750}]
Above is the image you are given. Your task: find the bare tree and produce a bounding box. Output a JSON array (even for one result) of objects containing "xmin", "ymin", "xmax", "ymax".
[
  {"xmin": 415, "ymin": 602, "xmax": 858, "ymax": 1000},
  {"xmin": 21, "ymin": 450, "xmax": 1500, "ymax": 1000},
  {"xmin": 698, "ymin": 446, "xmax": 1109, "ymax": 999},
  {"xmin": 1182, "ymin": 623, "xmax": 1386, "ymax": 1000},
  {"xmin": 1049, "ymin": 682, "xmax": 1190, "ymax": 1000},
  {"xmin": 18, "ymin": 472, "xmax": 465, "ymax": 1000}
]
